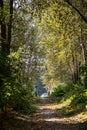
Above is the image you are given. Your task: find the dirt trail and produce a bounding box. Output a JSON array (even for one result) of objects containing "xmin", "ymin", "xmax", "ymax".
[
  {"xmin": 0, "ymin": 98, "xmax": 87, "ymax": 130},
  {"xmin": 30, "ymin": 98, "xmax": 86, "ymax": 130}
]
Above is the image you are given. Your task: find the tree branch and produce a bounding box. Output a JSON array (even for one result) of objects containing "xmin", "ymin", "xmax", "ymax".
[{"xmin": 65, "ymin": 0, "xmax": 87, "ymax": 23}]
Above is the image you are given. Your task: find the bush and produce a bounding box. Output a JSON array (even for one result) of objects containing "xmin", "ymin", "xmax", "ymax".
[
  {"xmin": 79, "ymin": 65, "xmax": 87, "ymax": 88},
  {"xmin": 0, "ymin": 81, "xmax": 34, "ymax": 115},
  {"xmin": 9, "ymin": 86, "xmax": 34, "ymax": 115},
  {"xmin": 60, "ymin": 93, "xmax": 86, "ymax": 116},
  {"xmin": 51, "ymin": 86, "xmax": 65, "ymax": 97},
  {"xmin": 71, "ymin": 95, "xmax": 86, "ymax": 105},
  {"xmin": 51, "ymin": 83, "xmax": 72, "ymax": 98},
  {"xmin": 0, "ymin": 53, "xmax": 34, "ymax": 115}
]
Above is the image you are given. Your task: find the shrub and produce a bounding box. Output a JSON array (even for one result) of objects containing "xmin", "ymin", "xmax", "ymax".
[
  {"xmin": 50, "ymin": 83, "xmax": 72, "ymax": 97},
  {"xmin": 51, "ymin": 86, "xmax": 65, "ymax": 97},
  {"xmin": 79, "ymin": 65, "xmax": 87, "ymax": 88},
  {"xmin": 9, "ymin": 86, "xmax": 34, "ymax": 115},
  {"xmin": 71, "ymin": 94, "xmax": 86, "ymax": 105}
]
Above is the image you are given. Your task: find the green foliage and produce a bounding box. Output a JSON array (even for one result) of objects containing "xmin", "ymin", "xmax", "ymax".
[
  {"xmin": 0, "ymin": 76, "xmax": 34, "ymax": 114},
  {"xmin": 0, "ymin": 54, "xmax": 10, "ymax": 78},
  {"xmin": 51, "ymin": 83, "xmax": 72, "ymax": 97},
  {"xmin": 51, "ymin": 85, "xmax": 65, "ymax": 97},
  {"xmin": 70, "ymin": 84, "xmax": 87, "ymax": 106},
  {"xmin": 11, "ymin": 87, "xmax": 34, "ymax": 115},
  {"xmin": 58, "ymin": 84, "xmax": 87, "ymax": 116},
  {"xmin": 60, "ymin": 104, "xmax": 85, "ymax": 116},
  {"xmin": 51, "ymin": 82, "xmax": 87, "ymax": 116},
  {"xmin": 71, "ymin": 94, "xmax": 86, "ymax": 106},
  {"xmin": 79, "ymin": 65, "xmax": 87, "ymax": 88},
  {"xmin": 0, "ymin": 52, "xmax": 34, "ymax": 115},
  {"xmin": 61, "ymin": 95, "xmax": 86, "ymax": 116}
]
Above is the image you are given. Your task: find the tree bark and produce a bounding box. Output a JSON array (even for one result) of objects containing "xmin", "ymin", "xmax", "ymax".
[
  {"xmin": 7, "ymin": 0, "xmax": 14, "ymax": 55},
  {"xmin": 82, "ymin": 43, "xmax": 87, "ymax": 65},
  {"xmin": 71, "ymin": 44, "xmax": 79, "ymax": 84},
  {"xmin": 0, "ymin": 0, "xmax": 7, "ymax": 55},
  {"xmin": 80, "ymin": 27, "xmax": 87, "ymax": 65}
]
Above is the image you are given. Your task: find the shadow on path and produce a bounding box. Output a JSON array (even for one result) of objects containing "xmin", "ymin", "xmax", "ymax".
[{"xmin": 0, "ymin": 98, "xmax": 87, "ymax": 130}]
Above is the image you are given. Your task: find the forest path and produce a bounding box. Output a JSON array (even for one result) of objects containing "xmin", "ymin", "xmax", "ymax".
[
  {"xmin": 0, "ymin": 98, "xmax": 87, "ymax": 130},
  {"xmin": 30, "ymin": 98, "xmax": 86, "ymax": 130}
]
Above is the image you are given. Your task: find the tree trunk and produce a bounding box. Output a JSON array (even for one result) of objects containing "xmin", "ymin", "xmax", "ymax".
[
  {"xmin": 82, "ymin": 43, "xmax": 87, "ymax": 65},
  {"xmin": 71, "ymin": 45, "xmax": 79, "ymax": 84},
  {"xmin": 80, "ymin": 27, "xmax": 87, "ymax": 65},
  {"xmin": 0, "ymin": 0, "xmax": 7, "ymax": 55},
  {"xmin": 7, "ymin": 0, "xmax": 13, "ymax": 55}
]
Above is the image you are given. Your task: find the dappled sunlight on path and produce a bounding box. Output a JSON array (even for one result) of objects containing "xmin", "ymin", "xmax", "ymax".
[
  {"xmin": 35, "ymin": 99, "xmax": 87, "ymax": 124},
  {"xmin": 1, "ymin": 98, "xmax": 87, "ymax": 130},
  {"xmin": 29, "ymin": 98, "xmax": 87, "ymax": 130}
]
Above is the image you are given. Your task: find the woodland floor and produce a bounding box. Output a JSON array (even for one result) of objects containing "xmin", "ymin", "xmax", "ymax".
[{"xmin": 0, "ymin": 98, "xmax": 87, "ymax": 130}]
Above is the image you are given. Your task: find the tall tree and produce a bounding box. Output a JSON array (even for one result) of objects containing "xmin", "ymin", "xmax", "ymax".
[{"xmin": 0, "ymin": 0, "xmax": 13, "ymax": 55}]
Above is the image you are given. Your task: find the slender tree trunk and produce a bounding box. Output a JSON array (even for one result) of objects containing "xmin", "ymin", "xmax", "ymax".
[
  {"xmin": 80, "ymin": 27, "xmax": 87, "ymax": 65},
  {"xmin": 82, "ymin": 43, "xmax": 87, "ymax": 65},
  {"xmin": 71, "ymin": 44, "xmax": 79, "ymax": 84},
  {"xmin": 7, "ymin": 0, "xmax": 13, "ymax": 55},
  {"xmin": 0, "ymin": 0, "xmax": 13, "ymax": 55},
  {"xmin": 0, "ymin": 0, "xmax": 7, "ymax": 55}
]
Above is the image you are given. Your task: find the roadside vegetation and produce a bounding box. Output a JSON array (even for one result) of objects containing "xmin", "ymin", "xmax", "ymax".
[{"xmin": 50, "ymin": 77, "xmax": 87, "ymax": 116}]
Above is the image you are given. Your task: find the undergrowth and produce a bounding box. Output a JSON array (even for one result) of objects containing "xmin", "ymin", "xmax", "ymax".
[{"xmin": 50, "ymin": 83, "xmax": 87, "ymax": 116}]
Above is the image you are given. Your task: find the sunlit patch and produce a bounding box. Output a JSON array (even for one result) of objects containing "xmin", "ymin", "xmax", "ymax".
[
  {"xmin": 35, "ymin": 99, "xmax": 87, "ymax": 125},
  {"xmin": 44, "ymin": 111, "xmax": 87, "ymax": 124},
  {"xmin": 45, "ymin": 118, "xmax": 66, "ymax": 122},
  {"xmin": 15, "ymin": 116, "xmax": 31, "ymax": 122}
]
